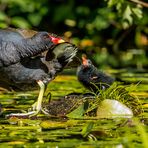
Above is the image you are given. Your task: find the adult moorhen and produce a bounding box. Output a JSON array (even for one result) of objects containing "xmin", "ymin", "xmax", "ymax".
[
  {"xmin": 77, "ymin": 55, "xmax": 115, "ymax": 94},
  {"xmin": 0, "ymin": 42, "xmax": 77, "ymax": 117},
  {"xmin": 0, "ymin": 28, "xmax": 64, "ymax": 67}
]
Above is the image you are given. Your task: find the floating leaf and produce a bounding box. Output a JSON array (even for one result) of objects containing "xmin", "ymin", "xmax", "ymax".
[
  {"xmin": 66, "ymin": 104, "xmax": 85, "ymax": 118},
  {"xmin": 134, "ymin": 119, "xmax": 148, "ymax": 148},
  {"xmin": 97, "ymin": 99, "xmax": 133, "ymax": 118},
  {"xmin": 81, "ymin": 121, "xmax": 94, "ymax": 137},
  {"xmin": 40, "ymin": 121, "xmax": 67, "ymax": 129}
]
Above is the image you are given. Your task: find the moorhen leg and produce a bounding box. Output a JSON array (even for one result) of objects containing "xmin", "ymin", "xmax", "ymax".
[
  {"xmin": 7, "ymin": 80, "xmax": 51, "ymax": 117},
  {"xmin": 31, "ymin": 80, "xmax": 50, "ymax": 116}
]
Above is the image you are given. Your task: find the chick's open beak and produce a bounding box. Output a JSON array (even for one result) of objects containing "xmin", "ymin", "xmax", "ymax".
[
  {"xmin": 50, "ymin": 36, "xmax": 65, "ymax": 44},
  {"xmin": 82, "ymin": 55, "xmax": 88, "ymax": 66}
]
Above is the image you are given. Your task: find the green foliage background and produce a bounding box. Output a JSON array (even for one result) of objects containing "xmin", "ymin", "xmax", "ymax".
[{"xmin": 0, "ymin": 0, "xmax": 147, "ymax": 68}]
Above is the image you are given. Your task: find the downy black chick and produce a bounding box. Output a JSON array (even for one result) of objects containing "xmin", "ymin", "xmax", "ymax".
[{"xmin": 77, "ymin": 55, "xmax": 115, "ymax": 94}]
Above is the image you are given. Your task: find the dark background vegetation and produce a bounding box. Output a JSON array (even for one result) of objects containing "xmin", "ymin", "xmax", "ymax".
[{"xmin": 0, "ymin": 0, "xmax": 147, "ymax": 69}]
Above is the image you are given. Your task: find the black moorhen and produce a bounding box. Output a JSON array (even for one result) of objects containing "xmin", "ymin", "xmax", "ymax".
[
  {"xmin": 0, "ymin": 28, "xmax": 64, "ymax": 67},
  {"xmin": 0, "ymin": 42, "xmax": 77, "ymax": 117},
  {"xmin": 77, "ymin": 55, "xmax": 115, "ymax": 94}
]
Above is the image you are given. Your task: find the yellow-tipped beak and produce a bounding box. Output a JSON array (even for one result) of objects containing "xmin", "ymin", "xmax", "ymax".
[
  {"xmin": 50, "ymin": 35, "xmax": 65, "ymax": 44},
  {"xmin": 58, "ymin": 39, "xmax": 65, "ymax": 43}
]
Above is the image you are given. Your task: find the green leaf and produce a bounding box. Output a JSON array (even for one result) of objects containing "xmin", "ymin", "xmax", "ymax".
[
  {"xmin": 92, "ymin": 16, "xmax": 109, "ymax": 30},
  {"xmin": 97, "ymin": 99, "xmax": 133, "ymax": 118},
  {"xmin": 107, "ymin": 0, "xmax": 118, "ymax": 7},
  {"xmin": 107, "ymin": 0, "xmax": 124, "ymax": 10},
  {"xmin": 28, "ymin": 13, "xmax": 42, "ymax": 26},
  {"xmin": 53, "ymin": 4, "xmax": 74, "ymax": 24},
  {"xmin": 66, "ymin": 104, "xmax": 85, "ymax": 118},
  {"xmin": 0, "ymin": 22, "xmax": 8, "ymax": 28},
  {"xmin": 81, "ymin": 122, "xmax": 94, "ymax": 137},
  {"xmin": 122, "ymin": 21, "xmax": 130, "ymax": 29},
  {"xmin": 122, "ymin": 5, "xmax": 133, "ymax": 28},
  {"xmin": 11, "ymin": 17, "xmax": 31, "ymax": 28},
  {"xmin": 0, "ymin": 12, "xmax": 7, "ymax": 21},
  {"xmin": 132, "ymin": 7, "xmax": 143, "ymax": 19},
  {"xmin": 123, "ymin": 5, "xmax": 133, "ymax": 25}
]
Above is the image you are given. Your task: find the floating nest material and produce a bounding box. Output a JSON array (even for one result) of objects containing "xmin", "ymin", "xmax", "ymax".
[
  {"xmin": 43, "ymin": 93, "xmax": 96, "ymax": 117},
  {"xmin": 43, "ymin": 84, "xmax": 143, "ymax": 118}
]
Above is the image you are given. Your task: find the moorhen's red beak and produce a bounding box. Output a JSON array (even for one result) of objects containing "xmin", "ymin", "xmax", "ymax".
[
  {"xmin": 50, "ymin": 35, "xmax": 65, "ymax": 44},
  {"xmin": 82, "ymin": 55, "xmax": 88, "ymax": 66}
]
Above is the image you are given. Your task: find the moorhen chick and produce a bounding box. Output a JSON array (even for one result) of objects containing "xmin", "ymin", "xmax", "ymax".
[
  {"xmin": 0, "ymin": 42, "xmax": 77, "ymax": 117},
  {"xmin": 77, "ymin": 55, "xmax": 115, "ymax": 94},
  {"xmin": 0, "ymin": 28, "xmax": 64, "ymax": 67}
]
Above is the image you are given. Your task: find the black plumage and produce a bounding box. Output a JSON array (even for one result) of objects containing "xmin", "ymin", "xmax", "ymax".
[
  {"xmin": 0, "ymin": 42, "xmax": 77, "ymax": 90},
  {"xmin": 0, "ymin": 28, "xmax": 63, "ymax": 67},
  {"xmin": 0, "ymin": 42, "xmax": 77, "ymax": 117},
  {"xmin": 77, "ymin": 55, "xmax": 115, "ymax": 93}
]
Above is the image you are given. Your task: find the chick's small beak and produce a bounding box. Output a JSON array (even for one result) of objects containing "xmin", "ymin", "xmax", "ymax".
[
  {"xmin": 50, "ymin": 36, "xmax": 65, "ymax": 44},
  {"xmin": 82, "ymin": 55, "xmax": 88, "ymax": 66}
]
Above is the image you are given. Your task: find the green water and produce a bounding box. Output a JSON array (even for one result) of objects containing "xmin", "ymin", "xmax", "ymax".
[{"xmin": 0, "ymin": 73, "xmax": 148, "ymax": 148}]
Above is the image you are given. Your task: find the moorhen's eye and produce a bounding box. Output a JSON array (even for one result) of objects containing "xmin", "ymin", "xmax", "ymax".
[{"xmin": 43, "ymin": 34, "xmax": 49, "ymax": 40}]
